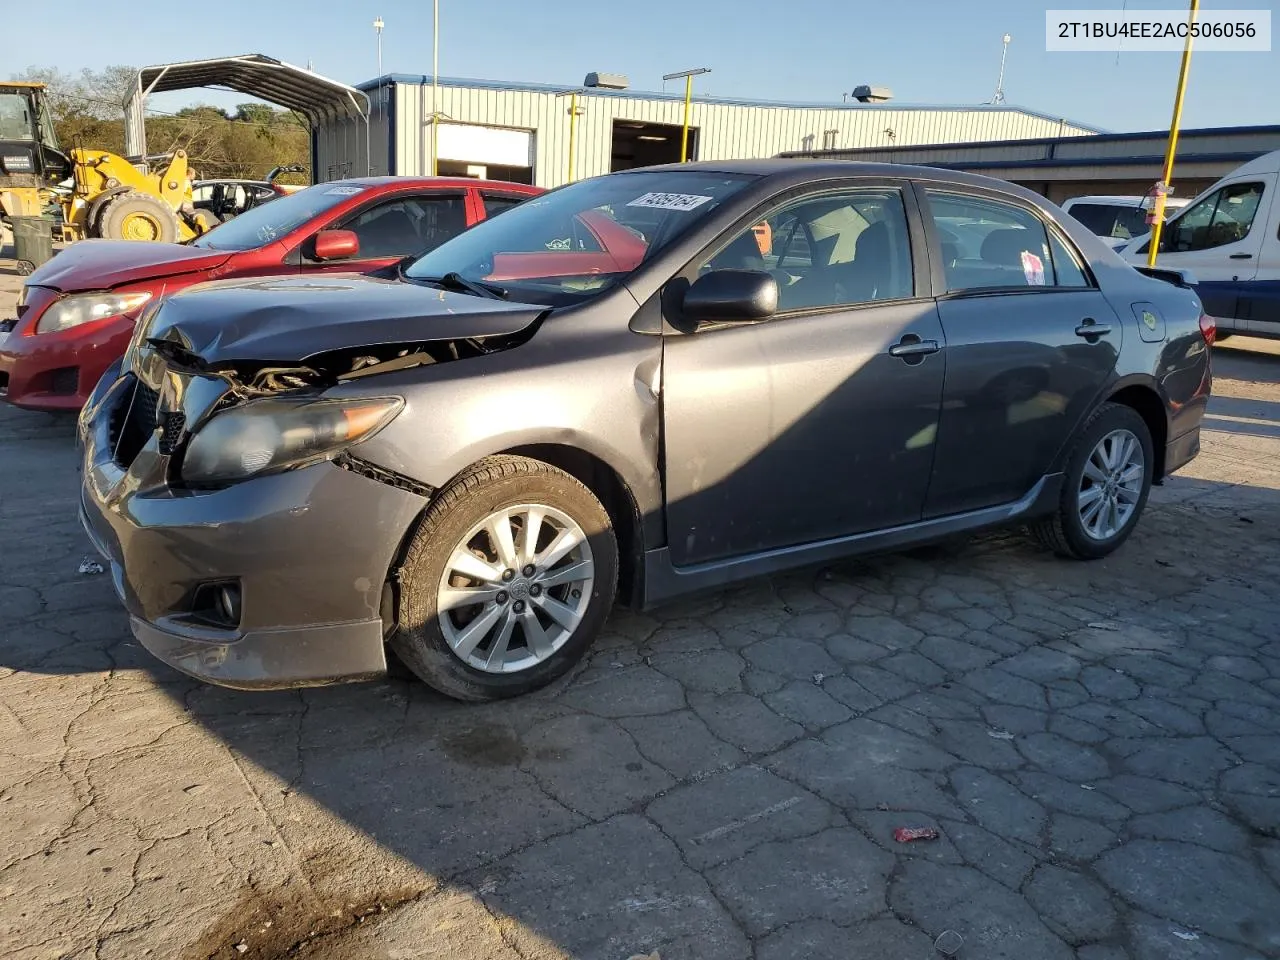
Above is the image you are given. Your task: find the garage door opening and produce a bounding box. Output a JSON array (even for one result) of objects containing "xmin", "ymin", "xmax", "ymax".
[
  {"xmin": 611, "ymin": 120, "xmax": 695, "ymax": 171},
  {"xmin": 435, "ymin": 122, "xmax": 534, "ymax": 184}
]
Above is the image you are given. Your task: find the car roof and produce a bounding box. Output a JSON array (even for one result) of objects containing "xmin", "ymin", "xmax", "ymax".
[
  {"xmin": 336, "ymin": 175, "xmax": 543, "ymax": 192},
  {"xmin": 622, "ymin": 158, "xmax": 1052, "ymax": 199},
  {"xmin": 1065, "ymin": 195, "xmax": 1189, "ymax": 206}
]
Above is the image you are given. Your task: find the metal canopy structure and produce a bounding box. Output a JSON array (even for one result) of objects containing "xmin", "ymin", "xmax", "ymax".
[{"xmin": 123, "ymin": 54, "xmax": 370, "ymax": 177}]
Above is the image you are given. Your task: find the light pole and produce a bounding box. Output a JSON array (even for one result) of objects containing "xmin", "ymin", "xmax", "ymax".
[
  {"xmin": 373, "ymin": 17, "xmax": 384, "ymax": 79},
  {"xmin": 993, "ymin": 33, "xmax": 1011, "ymax": 104},
  {"xmin": 431, "ymin": 0, "xmax": 440, "ymax": 176},
  {"xmin": 1148, "ymin": 0, "xmax": 1200, "ymax": 267},
  {"xmin": 555, "ymin": 89, "xmax": 586, "ymax": 183},
  {"xmin": 662, "ymin": 68, "xmax": 710, "ymax": 162}
]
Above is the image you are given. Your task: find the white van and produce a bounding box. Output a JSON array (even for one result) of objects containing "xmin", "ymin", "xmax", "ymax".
[
  {"xmin": 1062, "ymin": 194, "xmax": 1189, "ymax": 249},
  {"xmin": 1121, "ymin": 150, "xmax": 1280, "ymax": 339}
]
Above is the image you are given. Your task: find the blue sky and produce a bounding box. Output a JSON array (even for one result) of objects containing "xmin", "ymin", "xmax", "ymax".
[{"xmin": 10, "ymin": 0, "xmax": 1276, "ymax": 132}]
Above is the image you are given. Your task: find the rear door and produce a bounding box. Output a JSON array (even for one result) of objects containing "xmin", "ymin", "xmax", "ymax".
[
  {"xmin": 478, "ymin": 189, "xmax": 534, "ymax": 220},
  {"xmin": 920, "ymin": 186, "xmax": 1122, "ymax": 518},
  {"xmin": 301, "ymin": 191, "xmax": 469, "ymax": 274},
  {"xmin": 661, "ymin": 181, "xmax": 947, "ymax": 566}
]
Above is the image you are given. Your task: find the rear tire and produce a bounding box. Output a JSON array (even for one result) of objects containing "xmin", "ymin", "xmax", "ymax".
[
  {"xmin": 390, "ymin": 456, "xmax": 618, "ymax": 701},
  {"xmin": 96, "ymin": 192, "xmax": 180, "ymax": 242},
  {"xmin": 1030, "ymin": 402, "xmax": 1154, "ymax": 560}
]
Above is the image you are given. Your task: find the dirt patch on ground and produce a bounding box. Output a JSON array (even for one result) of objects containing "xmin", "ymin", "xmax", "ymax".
[{"xmin": 181, "ymin": 880, "xmax": 423, "ymax": 960}]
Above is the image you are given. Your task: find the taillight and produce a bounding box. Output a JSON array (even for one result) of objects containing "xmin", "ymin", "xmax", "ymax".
[{"xmin": 1199, "ymin": 313, "xmax": 1216, "ymax": 346}]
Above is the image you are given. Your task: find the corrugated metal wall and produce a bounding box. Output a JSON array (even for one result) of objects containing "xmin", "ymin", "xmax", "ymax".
[
  {"xmin": 378, "ymin": 82, "xmax": 1095, "ymax": 188},
  {"xmin": 312, "ymin": 108, "xmax": 388, "ymax": 182}
]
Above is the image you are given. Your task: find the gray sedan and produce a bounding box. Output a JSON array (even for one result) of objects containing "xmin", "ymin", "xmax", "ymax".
[{"xmin": 78, "ymin": 160, "xmax": 1213, "ymax": 700}]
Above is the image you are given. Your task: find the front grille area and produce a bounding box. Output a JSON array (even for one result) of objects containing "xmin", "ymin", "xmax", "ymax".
[{"xmin": 108, "ymin": 377, "xmax": 159, "ymax": 468}]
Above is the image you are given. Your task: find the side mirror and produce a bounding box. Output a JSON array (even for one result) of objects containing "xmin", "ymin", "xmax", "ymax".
[
  {"xmin": 313, "ymin": 229, "xmax": 360, "ymax": 261},
  {"xmin": 682, "ymin": 269, "xmax": 778, "ymax": 325}
]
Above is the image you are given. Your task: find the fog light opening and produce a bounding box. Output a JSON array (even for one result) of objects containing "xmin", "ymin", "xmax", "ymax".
[{"xmin": 216, "ymin": 584, "xmax": 243, "ymax": 627}]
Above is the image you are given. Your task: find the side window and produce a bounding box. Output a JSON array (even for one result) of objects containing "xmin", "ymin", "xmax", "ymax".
[
  {"xmin": 342, "ymin": 194, "xmax": 467, "ymax": 259},
  {"xmin": 1047, "ymin": 230, "xmax": 1092, "ymax": 288},
  {"xmin": 1162, "ymin": 181, "xmax": 1265, "ymax": 252},
  {"xmin": 482, "ymin": 193, "xmax": 529, "ymax": 219},
  {"xmin": 927, "ymin": 191, "xmax": 1055, "ymax": 292},
  {"xmin": 697, "ymin": 189, "xmax": 914, "ymax": 312}
]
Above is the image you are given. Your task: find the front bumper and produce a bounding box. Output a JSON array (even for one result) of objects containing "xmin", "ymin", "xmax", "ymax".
[
  {"xmin": 78, "ymin": 366, "xmax": 429, "ymax": 689},
  {"xmin": 0, "ymin": 306, "xmax": 135, "ymax": 412}
]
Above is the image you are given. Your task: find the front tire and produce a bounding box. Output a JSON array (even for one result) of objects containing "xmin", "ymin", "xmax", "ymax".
[
  {"xmin": 1030, "ymin": 402, "xmax": 1154, "ymax": 560},
  {"xmin": 390, "ymin": 456, "xmax": 618, "ymax": 701}
]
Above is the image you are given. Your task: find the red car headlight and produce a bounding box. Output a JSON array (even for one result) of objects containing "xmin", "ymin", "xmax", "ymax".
[{"xmin": 35, "ymin": 291, "xmax": 152, "ymax": 334}]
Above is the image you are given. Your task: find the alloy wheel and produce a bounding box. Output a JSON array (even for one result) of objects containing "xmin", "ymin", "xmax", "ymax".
[
  {"xmin": 1077, "ymin": 428, "xmax": 1145, "ymax": 541},
  {"xmin": 436, "ymin": 504, "xmax": 595, "ymax": 673}
]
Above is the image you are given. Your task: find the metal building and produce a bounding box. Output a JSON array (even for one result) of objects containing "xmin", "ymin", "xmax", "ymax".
[
  {"xmin": 780, "ymin": 125, "xmax": 1280, "ymax": 204},
  {"xmin": 312, "ymin": 74, "xmax": 1100, "ymax": 188}
]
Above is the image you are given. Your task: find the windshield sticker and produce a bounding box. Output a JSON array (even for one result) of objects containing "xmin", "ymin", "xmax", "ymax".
[
  {"xmin": 626, "ymin": 192, "xmax": 714, "ymax": 212},
  {"xmin": 323, "ymin": 185, "xmax": 366, "ymax": 196},
  {"xmin": 1020, "ymin": 250, "xmax": 1046, "ymax": 285}
]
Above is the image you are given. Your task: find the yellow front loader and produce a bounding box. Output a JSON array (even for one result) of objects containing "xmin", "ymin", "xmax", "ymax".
[
  {"xmin": 64, "ymin": 147, "xmax": 208, "ymax": 242},
  {"xmin": 1, "ymin": 82, "xmax": 208, "ymax": 244}
]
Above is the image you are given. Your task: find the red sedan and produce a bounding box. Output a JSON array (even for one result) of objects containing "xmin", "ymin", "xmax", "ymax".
[{"xmin": 0, "ymin": 177, "xmax": 541, "ymax": 411}]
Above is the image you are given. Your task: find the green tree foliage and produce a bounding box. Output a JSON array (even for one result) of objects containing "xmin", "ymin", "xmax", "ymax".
[{"xmin": 13, "ymin": 64, "xmax": 310, "ymax": 183}]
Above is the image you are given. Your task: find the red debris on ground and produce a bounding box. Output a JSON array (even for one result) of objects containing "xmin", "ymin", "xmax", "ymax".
[{"xmin": 893, "ymin": 826, "xmax": 940, "ymax": 843}]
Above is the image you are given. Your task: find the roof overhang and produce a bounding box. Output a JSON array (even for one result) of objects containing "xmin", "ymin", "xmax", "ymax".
[
  {"xmin": 123, "ymin": 55, "xmax": 370, "ymax": 174},
  {"xmin": 133, "ymin": 54, "xmax": 369, "ymax": 123}
]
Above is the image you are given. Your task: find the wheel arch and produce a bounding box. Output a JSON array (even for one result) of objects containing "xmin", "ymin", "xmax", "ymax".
[
  {"xmin": 497, "ymin": 443, "xmax": 645, "ymax": 608},
  {"xmin": 1103, "ymin": 377, "xmax": 1170, "ymax": 480}
]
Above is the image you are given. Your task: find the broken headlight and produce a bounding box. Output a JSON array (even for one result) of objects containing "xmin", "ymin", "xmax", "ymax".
[{"xmin": 182, "ymin": 396, "xmax": 403, "ymax": 484}]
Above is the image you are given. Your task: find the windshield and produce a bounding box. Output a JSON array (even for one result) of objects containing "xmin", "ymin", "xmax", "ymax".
[
  {"xmin": 190, "ymin": 182, "xmax": 368, "ymax": 251},
  {"xmin": 404, "ymin": 170, "xmax": 754, "ymax": 305}
]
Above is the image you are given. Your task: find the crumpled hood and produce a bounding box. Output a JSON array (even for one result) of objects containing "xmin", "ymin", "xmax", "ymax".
[
  {"xmin": 26, "ymin": 239, "xmax": 233, "ymax": 290},
  {"xmin": 144, "ymin": 273, "xmax": 546, "ymax": 364}
]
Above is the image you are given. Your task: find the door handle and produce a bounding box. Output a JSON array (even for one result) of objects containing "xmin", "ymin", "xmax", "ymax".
[
  {"xmin": 1075, "ymin": 319, "xmax": 1112, "ymax": 339},
  {"xmin": 1229, "ymin": 253, "xmax": 1254, "ymax": 260},
  {"xmin": 888, "ymin": 336, "xmax": 941, "ymax": 359}
]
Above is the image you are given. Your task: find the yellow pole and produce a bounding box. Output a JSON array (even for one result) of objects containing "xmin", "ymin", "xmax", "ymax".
[
  {"xmin": 568, "ymin": 91, "xmax": 578, "ymax": 182},
  {"xmin": 431, "ymin": 0, "xmax": 439, "ymax": 176},
  {"xmin": 680, "ymin": 75, "xmax": 693, "ymax": 162},
  {"xmin": 1148, "ymin": 0, "xmax": 1199, "ymax": 267}
]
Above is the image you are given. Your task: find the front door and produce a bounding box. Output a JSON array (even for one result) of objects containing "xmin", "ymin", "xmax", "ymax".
[
  {"xmin": 661, "ymin": 184, "xmax": 946, "ymax": 567},
  {"xmin": 920, "ymin": 188, "xmax": 1122, "ymax": 517},
  {"xmin": 304, "ymin": 192, "xmax": 471, "ymax": 274}
]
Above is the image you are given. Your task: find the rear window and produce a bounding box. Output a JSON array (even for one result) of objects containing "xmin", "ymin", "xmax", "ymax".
[
  {"xmin": 190, "ymin": 182, "xmax": 367, "ymax": 251},
  {"xmin": 1067, "ymin": 202, "xmax": 1148, "ymax": 241}
]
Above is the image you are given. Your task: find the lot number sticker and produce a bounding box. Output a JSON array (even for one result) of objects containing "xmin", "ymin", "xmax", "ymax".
[
  {"xmin": 627, "ymin": 192, "xmax": 714, "ymax": 212},
  {"xmin": 1020, "ymin": 250, "xmax": 1047, "ymax": 286},
  {"xmin": 324, "ymin": 185, "xmax": 366, "ymax": 196}
]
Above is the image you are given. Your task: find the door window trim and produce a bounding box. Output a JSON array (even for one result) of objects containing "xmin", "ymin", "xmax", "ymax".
[
  {"xmin": 912, "ymin": 181, "xmax": 1099, "ymax": 299},
  {"xmin": 661, "ymin": 178, "xmax": 932, "ymax": 333}
]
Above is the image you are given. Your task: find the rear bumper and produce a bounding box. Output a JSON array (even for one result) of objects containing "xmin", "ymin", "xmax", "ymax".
[{"xmin": 1164, "ymin": 426, "xmax": 1201, "ymax": 478}]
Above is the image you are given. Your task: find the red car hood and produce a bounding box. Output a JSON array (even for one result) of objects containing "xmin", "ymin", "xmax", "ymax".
[{"xmin": 25, "ymin": 240, "xmax": 234, "ymax": 291}]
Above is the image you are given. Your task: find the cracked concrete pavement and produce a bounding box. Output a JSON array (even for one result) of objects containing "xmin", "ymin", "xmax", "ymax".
[{"xmin": 2, "ymin": 265, "xmax": 1280, "ymax": 959}]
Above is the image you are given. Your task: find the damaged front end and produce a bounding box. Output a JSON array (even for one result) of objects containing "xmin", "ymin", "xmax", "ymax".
[{"xmin": 103, "ymin": 276, "xmax": 549, "ymax": 485}]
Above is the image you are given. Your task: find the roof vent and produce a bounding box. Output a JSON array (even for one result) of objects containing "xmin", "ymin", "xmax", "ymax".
[
  {"xmin": 584, "ymin": 72, "xmax": 629, "ymax": 90},
  {"xmin": 852, "ymin": 85, "xmax": 893, "ymax": 103}
]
